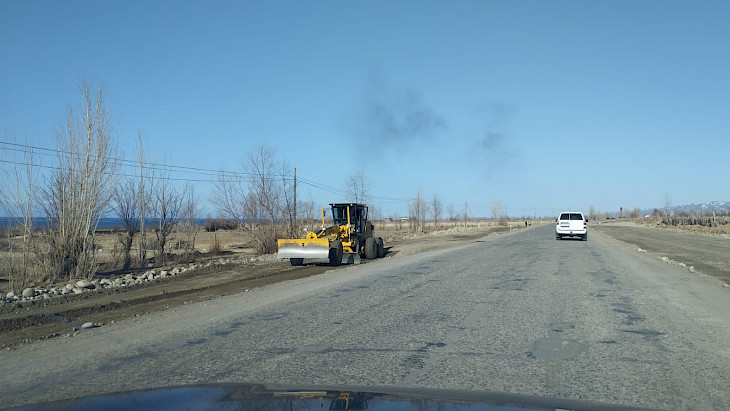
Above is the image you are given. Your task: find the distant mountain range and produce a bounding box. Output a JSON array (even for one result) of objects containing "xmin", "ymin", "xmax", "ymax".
[
  {"xmin": 639, "ymin": 201, "xmax": 730, "ymax": 216},
  {"xmin": 669, "ymin": 201, "xmax": 730, "ymax": 214}
]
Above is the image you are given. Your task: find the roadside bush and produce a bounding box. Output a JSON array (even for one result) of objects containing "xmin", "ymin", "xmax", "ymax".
[
  {"xmin": 661, "ymin": 216, "xmax": 730, "ymax": 227},
  {"xmin": 204, "ymin": 219, "xmax": 239, "ymax": 232}
]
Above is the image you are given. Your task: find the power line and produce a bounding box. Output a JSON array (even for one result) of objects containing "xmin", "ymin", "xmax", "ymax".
[
  {"xmin": 0, "ymin": 141, "xmax": 570, "ymax": 211},
  {"xmin": 0, "ymin": 140, "xmax": 286, "ymax": 180},
  {"xmin": 0, "ymin": 140, "xmax": 414, "ymax": 202},
  {"xmin": 0, "ymin": 157, "xmax": 254, "ymax": 183}
]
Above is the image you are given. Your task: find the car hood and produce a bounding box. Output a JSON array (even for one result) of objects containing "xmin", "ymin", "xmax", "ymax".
[{"xmin": 10, "ymin": 383, "xmax": 661, "ymax": 411}]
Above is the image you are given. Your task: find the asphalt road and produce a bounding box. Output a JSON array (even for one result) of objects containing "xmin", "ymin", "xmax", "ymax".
[{"xmin": 2, "ymin": 225, "xmax": 729, "ymax": 409}]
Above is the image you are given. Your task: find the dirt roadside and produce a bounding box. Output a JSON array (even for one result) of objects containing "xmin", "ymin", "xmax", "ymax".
[
  {"xmin": 0, "ymin": 226, "xmax": 515, "ymax": 348},
  {"xmin": 592, "ymin": 221, "xmax": 730, "ymax": 286}
]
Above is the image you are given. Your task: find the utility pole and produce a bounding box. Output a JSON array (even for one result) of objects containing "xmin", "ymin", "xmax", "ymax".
[
  {"xmin": 293, "ymin": 168, "xmax": 297, "ymax": 233},
  {"xmin": 416, "ymin": 192, "xmax": 421, "ymax": 234}
]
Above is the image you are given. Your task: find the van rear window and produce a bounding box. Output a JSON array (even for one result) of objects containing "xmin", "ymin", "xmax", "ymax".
[{"xmin": 570, "ymin": 213, "xmax": 583, "ymax": 220}]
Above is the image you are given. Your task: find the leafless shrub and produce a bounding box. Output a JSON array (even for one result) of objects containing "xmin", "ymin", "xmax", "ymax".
[
  {"xmin": 209, "ymin": 234, "xmax": 222, "ymax": 256},
  {"xmin": 662, "ymin": 215, "xmax": 729, "ymax": 227}
]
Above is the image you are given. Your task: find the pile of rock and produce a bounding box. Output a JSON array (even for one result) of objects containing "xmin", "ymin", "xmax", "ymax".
[
  {"xmin": 1, "ymin": 254, "xmax": 275, "ymax": 307},
  {"xmin": 657, "ymin": 255, "xmax": 695, "ymax": 273}
]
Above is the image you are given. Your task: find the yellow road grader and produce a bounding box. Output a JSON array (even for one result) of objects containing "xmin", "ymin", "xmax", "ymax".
[{"xmin": 277, "ymin": 203, "xmax": 385, "ymax": 266}]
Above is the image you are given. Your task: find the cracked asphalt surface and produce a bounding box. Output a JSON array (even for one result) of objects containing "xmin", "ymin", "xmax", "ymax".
[{"xmin": 1, "ymin": 224, "xmax": 729, "ymax": 409}]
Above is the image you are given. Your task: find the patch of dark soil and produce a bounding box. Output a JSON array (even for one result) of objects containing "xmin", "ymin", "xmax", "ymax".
[{"xmin": 0, "ymin": 262, "xmax": 332, "ymax": 348}]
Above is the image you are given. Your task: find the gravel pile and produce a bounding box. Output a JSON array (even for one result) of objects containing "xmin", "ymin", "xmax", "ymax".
[{"xmin": 1, "ymin": 254, "xmax": 275, "ymax": 307}]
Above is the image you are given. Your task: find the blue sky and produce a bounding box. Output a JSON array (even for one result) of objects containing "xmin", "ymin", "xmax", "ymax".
[{"xmin": 2, "ymin": 1, "xmax": 729, "ymax": 218}]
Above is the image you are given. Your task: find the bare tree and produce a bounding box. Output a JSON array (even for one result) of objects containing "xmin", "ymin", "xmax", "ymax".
[
  {"xmin": 391, "ymin": 212, "xmax": 401, "ymax": 230},
  {"xmin": 279, "ymin": 161, "xmax": 296, "ymax": 238},
  {"xmin": 246, "ymin": 145, "xmax": 283, "ymax": 254},
  {"xmin": 588, "ymin": 205, "xmax": 596, "ymax": 220},
  {"xmin": 369, "ymin": 205, "xmax": 384, "ymax": 229},
  {"xmin": 136, "ymin": 137, "xmax": 150, "ymax": 267},
  {"xmin": 39, "ymin": 82, "xmax": 119, "ymax": 281},
  {"xmin": 0, "ymin": 142, "xmax": 39, "ymax": 290},
  {"xmin": 345, "ymin": 171, "xmax": 371, "ymax": 203},
  {"xmin": 177, "ymin": 186, "xmax": 199, "ymax": 260},
  {"xmin": 664, "ymin": 193, "xmax": 672, "ymax": 217},
  {"xmin": 491, "ymin": 201, "xmax": 507, "ymax": 226},
  {"xmin": 150, "ymin": 170, "xmax": 185, "ymax": 267},
  {"xmin": 298, "ymin": 200, "xmax": 316, "ymax": 227},
  {"xmin": 431, "ymin": 194, "xmax": 442, "ymax": 229},
  {"xmin": 112, "ymin": 178, "xmax": 139, "ymax": 270},
  {"xmin": 212, "ymin": 170, "xmax": 248, "ymax": 227},
  {"xmin": 212, "ymin": 145, "xmax": 293, "ymax": 254},
  {"xmin": 243, "ymin": 191, "xmax": 260, "ymax": 227},
  {"xmin": 491, "ymin": 202, "xmax": 502, "ymax": 220},
  {"xmin": 409, "ymin": 193, "xmax": 428, "ymax": 234}
]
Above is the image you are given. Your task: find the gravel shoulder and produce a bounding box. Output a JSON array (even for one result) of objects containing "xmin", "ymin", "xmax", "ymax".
[
  {"xmin": 592, "ymin": 221, "xmax": 730, "ymax": 286},
  {"xmin": 0, "ymin": 225, "xmax": 514, "ymax": 348}
]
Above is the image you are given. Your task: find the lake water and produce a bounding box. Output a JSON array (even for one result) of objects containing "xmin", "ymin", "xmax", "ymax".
[{"xmin": 0, "ymin": 217, "xmax": 207, "ymax": 229}]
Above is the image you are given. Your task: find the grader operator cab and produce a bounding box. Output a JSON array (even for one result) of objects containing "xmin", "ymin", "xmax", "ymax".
[{"xmin": 277, "ymin": 203, "xmax": 385, "ymax": 266}]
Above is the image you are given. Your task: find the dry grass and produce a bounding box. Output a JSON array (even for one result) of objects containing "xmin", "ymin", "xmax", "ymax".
[{"xmin": 634, "ymin": 216, "xmax": 730, "ymax": 236}]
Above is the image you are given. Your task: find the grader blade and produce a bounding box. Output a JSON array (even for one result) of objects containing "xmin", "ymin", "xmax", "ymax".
[{"xmin": 276, "ymin": 238, "xmax": 330, "ymax": 261}]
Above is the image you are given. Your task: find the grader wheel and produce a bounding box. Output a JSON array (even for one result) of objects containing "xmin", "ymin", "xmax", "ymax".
[
  {"xmin": 365, "ymin": 237, "xmax": 377, "ymax": 260},
  {"xmin": 329, "ymin": 241, "xmax": 343, "ymax": 266}
]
